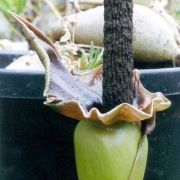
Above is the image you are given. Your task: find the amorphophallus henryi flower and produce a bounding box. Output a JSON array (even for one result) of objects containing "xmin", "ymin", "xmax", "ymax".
[{"xmin": 10, "ymin": 11, "xmax": 171, "ymax": 180}]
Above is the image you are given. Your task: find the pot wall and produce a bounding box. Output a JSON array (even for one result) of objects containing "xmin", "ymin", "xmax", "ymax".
[
  {"xmin": 145, "ymin": 95, "xmax": 180, "ymax": 180},
  {"xmin": 0, "ymin": 98, "xmax": 78, "ymax": 180}
]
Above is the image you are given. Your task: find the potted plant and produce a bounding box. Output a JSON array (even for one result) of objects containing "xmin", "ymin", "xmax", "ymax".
[{"xmin": 0, "ymin": 1, "xmax": 179, "ymax": 180}]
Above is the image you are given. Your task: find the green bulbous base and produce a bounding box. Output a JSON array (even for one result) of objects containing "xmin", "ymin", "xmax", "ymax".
[{"xmin": 74, "ymin": 121, "xmax": 148, "ymax": 180}]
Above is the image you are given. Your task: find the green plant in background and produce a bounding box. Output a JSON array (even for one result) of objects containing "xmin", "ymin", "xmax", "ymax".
[
  {"xmin": 78, "ymin": 42, "xmax": 103, "ymax": 70},
  {"xmin": 174, "ymin": 8, "xmax": 180, "ymax": 23},
  {"xmin": 0, "ymin": 0, "xmax": 28, "ymax": 40},
  {"xmin": 0, "ymin": 0, "xmax": 27, "ymax": 14}
]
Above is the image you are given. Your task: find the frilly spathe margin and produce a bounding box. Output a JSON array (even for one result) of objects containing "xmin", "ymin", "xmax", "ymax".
[
  {"xmin": 45, "ymin": 67, "xmax": 170, "ymax": 125},
  {"xmin": 10, "ymin": 11, "xmax": 171, "ymax": 132}
]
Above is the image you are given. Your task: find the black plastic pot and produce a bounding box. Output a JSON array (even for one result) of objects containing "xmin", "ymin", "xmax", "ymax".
[{"xmin": 0, "ymin": 52, "xmax": 180, "ymax": 180}]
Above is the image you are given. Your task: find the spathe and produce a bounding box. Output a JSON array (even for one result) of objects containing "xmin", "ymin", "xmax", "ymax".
[{"xmin": 9, "ymin": 11, "xmax": 171, "ymax": 130}]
